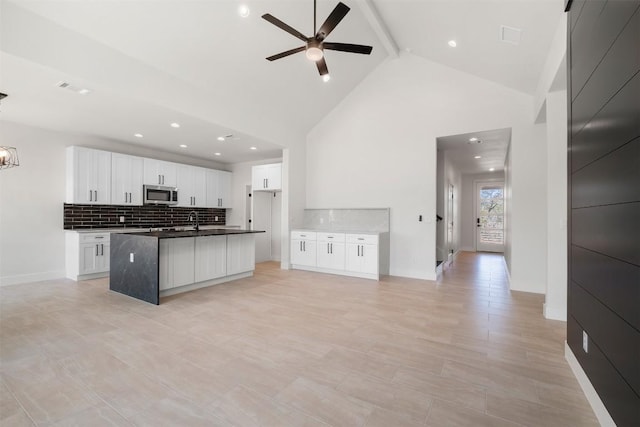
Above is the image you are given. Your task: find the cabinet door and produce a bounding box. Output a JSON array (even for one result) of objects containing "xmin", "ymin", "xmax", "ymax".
[
  {"xmin": 291, "ymin": 239, "xmax": 316, "ymax": 267},
  {"xmin": 265, "ymin": 163, "xmax": 282, "ymax": 190},
  {"xmin": 95, "ymin": 243, "xmax": 110, "ymax": 272},
  {"xmin": 68, "ymin": 147, "xmax": 111, "ymax": 204},
  {"xmin": 227, "ymin": 234, "xmax": 255, "ymax": 275},
  {"xmin": 192, "ymin": 167, "xmax": 206, "ymax": 207},
  {"xmin": 195, "ymin": 236, "xmax": 226, "ymax": 282},
  {"xmin": 205, "ymin": 169, "xmax": 219, "ymax": 208},
  {"xmin": 79, "ymin": 243, "xmax": 99, "ymax": 274},
  {"xmin": 111, "ymin": 153, "xmax": 143, "ymax": 205},
  {"xmin": 252, "ymin": 165, "xmax": 267, "ymax": 190},
  {"xmin": 177, "ymin": 164, "xmax": 195, "ymax": 207},
  {"xmin": 317, "ymin": 241, "xmax": 345, "ymax": 270},
  {"xmin": 144, "ymin": 159, "xmax": 177, "ymax": 186},
  {"xmin": 94, "ymin": 150, "xmax": 111, "ymax": 204},
  {"xmin": 159, "ymin": 238, "xmax": 195, "ymax": 290},
  {"xmin": 359, "ymin": 244, "xmax": 378, "ymax": 274},
  {"xmin": 346, "ymin": 243, "xmax": 378, "ymax": 274},
  {"xmin": 218, "ymin": 171, "xmax": 232, "ymax": 208}
]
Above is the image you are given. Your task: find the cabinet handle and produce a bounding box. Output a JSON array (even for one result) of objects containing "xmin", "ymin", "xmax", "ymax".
[
  {"xmin": 95, "ymin": 236, "xmax": 104, "ymax": 239},
  {"xmin": 361, "ymin": 245, "xmax": 364, "ymax": 257},
  {"xmin": 101, "ymin": 244, "xmax": 104, "ymax": 256},
  {"xmin": 94, "ymin": 190, "xmax": 98, "ymax": 201},
  {"xmin": 303, "ymin": 241, "xmax": 306, "ymax": 251},
  {"xmin": 327, "ymin": 243, "xmax": 330, "ymax": 254},
  {"xmin": 89, "ymin": 190, "xmax": 93, "ymax": 202},
  {"xmin": 158, "ymin": 174, "xmax": 161, "ymax": 184},
  {"xmin": 129, "ymin": 192, "xmax": 132, "ymax": 203},
  {"xmin": 96, "ymin": 244, "xmax": 99, "ymax": 256},
  {"xmin": 300, "ymin": 241, "xmax": 302, "ymax": 251},
  {"xmin": 162, "ymin": 175, "xmax": 165, "ymax": 185}
]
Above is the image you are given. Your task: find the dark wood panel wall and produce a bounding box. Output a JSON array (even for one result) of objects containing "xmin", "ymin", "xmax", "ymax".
[{"xmin": 566, "ymin": 1, "xmax": 640, "ymax": 425}]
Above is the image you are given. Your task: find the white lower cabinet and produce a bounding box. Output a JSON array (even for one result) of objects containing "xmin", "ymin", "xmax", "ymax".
[
  {"xmin": 290, "ymin": 231, "xmax": 317, "ymax": 267},
  {"xmin": 66, "ymin": 232, "xmax": 111, "ymax": 280},
  {"xmin": 227, "ymin": 234, "xmax": 256, "ymax": 275},
  {"xmin": 345, "ymin": 234, "xmax": 379, "ymax": 275},
  {"xmin": 159, "ymin": 237, "xmax": 195, "ymax": 291},
  {"xmin": 316, "ymin": 232, "xmax": 345, "ymax": 271},
  {"xmin": 195, "ymin": 235, "xmax": 227, "ymax": 282},
  {"xmin": 290, "ymin": 230, "xmax": 387, "ymax": 280}
]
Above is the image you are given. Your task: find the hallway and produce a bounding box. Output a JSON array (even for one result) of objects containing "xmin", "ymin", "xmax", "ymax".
[{"xmin": 0, "ymin": 253, "xmax": 597, "ymax": 426}]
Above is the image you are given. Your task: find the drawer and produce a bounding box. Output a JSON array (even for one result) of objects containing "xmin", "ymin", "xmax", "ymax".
[
  {"xmin": 346, "ymin": 234, "xmax": 378, "ymax": 245},
  {"xmin": 317, "ymin": 232, "xmax": 345, "ymax": 242},
  {"xmin": 80, "ymin": 233, "xmax": 111, "ymax": 243},
  {"xmin": 291, "ymin": 231, "xmax": 317, "ymax": 240}
]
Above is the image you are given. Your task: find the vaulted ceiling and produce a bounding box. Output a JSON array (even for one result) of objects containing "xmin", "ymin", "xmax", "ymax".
[{"xmin": 0, "ymin": 0, "xmax": 563, "ymax": 164}]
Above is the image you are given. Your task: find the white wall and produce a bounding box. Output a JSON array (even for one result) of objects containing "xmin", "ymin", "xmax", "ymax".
[
  {"xmin": 436, "ymin": 149, "xmax": 445, "ymax": 261},
  {"xmin": 544, "ymin": 90, "xmax": 568, "ymax": 320},
  {"xmin": 504, "ymin": 142, "xmax": 513, "ymax": 273},
  {"xmin": 280, "ymin": 144, "xmax": 307, "ymax": 269},
  {"xmin": 509, "ymin": 124, "xmax": 548, "ymax": 293},
  {"xmin": 306, "ymin": 53, "xmax": 545, "ymax": 286},
  {"xmin": 0, "ymin": 120, "xmax": 227, "ymax": 286},
  {"xmin": 460, "ymin": 172, "xmax": 505, "ymax": 251}
]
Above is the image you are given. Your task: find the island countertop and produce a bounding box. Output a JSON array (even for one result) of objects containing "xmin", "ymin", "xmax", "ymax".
[{"xmin": 123, "ymin": 229, "xmax": 264, "ymax": 239}]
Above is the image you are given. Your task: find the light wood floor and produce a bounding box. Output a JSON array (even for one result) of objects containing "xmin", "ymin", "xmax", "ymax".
[{"xmin": 0, "ymin": 252, "xmax": 598, "ymax": 426}]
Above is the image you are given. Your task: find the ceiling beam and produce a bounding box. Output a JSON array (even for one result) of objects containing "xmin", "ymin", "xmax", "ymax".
[{"xmin": 354, "ymin": 0, "xmax": 399, "ymax": 58}]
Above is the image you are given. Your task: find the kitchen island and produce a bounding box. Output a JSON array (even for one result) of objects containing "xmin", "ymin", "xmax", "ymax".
[{"xmin": 110, "ymin": 229, "xmax": 264, "ymax": 305}]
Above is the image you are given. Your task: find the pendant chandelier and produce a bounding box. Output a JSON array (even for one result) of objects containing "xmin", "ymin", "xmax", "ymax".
[{"xmin": 0, "ymin": 147, "xmax": 19, "ymax": 170}]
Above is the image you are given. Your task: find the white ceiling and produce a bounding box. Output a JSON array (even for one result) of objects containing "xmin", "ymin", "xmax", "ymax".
[
  {"xmin": 437, "ymin": 128, "xmax": 511, "ymax": 175},
  {"xmin": 0, "ymin": 0, "xmax": 564, "ymax": 164}
]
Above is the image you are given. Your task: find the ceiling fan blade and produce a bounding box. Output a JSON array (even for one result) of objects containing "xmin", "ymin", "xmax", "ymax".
[
  {"xmin": 323, "ymin": 42, "xmax": 373, "ymax": 55},
  {"xmin": 266, "ymin": 46, "xmax": 306, "ymax": 61},
  {"xmin": 262, "ymin": 14, "xmax": 308, "ymax": 42},
  {"xmin": 316, "ymin": 57, "xmax": 329, "ymax": 76},
  {"xmin": 316, "ymin": 2, "xmax": 350, "ymax": 41}
]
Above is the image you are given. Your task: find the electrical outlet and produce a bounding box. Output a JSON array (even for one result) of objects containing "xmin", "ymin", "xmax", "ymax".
[
  {"xmin": 120, "ymin": 216, "xmax": 125, "ymax": 223},
  {"xmin": 582, "ymin": 331, "xmax": 589, "ymax": 353},
  {"xmin": 214, "ymin": 216, "xmax": 218, "ymax": 222},
  {"xmin": 130, "ymin": 253, "xmax": 134, "ymax": 263}
]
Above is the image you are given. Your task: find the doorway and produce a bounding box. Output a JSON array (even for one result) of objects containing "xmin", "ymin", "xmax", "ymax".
[{"xmin": 475, "ymin": 181, "xmax": 505, "ymax": 253}]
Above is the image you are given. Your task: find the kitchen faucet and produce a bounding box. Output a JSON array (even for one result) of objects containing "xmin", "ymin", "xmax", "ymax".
[{"xmin": 188, "ymin": 211, "xmax": 199, "ymax": 231}]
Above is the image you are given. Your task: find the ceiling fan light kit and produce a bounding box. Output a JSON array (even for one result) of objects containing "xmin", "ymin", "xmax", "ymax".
[{"xmin": 262, "ymin": 0, "xmax": 373, "ymax": 79}]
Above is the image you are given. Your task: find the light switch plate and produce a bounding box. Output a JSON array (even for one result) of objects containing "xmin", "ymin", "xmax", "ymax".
[
  {"xmin": 120, "ymin": 216, "xmax": 125, "ymax": 223},
  {"xmin": 130, "ymin": 253, "xmax": 134, "ymax": 263}
]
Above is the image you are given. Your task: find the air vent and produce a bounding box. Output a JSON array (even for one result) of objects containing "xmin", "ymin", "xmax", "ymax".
[
  {"xmin": 56, "ymin": 81, "xmax": 91, "ymax": 95},
  {"xmin": 500, "ymin": 25, "xmax": 521, "ymax": 45}
]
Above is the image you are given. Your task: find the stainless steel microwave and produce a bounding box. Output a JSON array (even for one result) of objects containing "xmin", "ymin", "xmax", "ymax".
[{"xmin": 143, "ymin": 185, "xmax": 178, "ymax": 205}]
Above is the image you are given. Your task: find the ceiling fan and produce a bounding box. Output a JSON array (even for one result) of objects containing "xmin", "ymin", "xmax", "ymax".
[{"xmin": 262, "ymin": 0, "xmax": 373, "ymax": 81}]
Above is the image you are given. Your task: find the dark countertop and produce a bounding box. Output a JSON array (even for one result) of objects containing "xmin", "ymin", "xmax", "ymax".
[{"xmin": 123, "ymin": 229, "xmax": 265, "ymax": 239}]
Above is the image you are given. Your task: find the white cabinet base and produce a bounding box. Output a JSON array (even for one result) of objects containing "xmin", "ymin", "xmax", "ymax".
[
  {"xmin": 159, "ymin": 271, "xmax": 253, "ymax": 297},
  {"xmin": 290, "ymin": 264, "xmax": 380, "ymax": 281}
]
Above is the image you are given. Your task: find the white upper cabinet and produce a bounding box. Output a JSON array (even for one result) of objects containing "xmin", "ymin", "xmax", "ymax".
[
  {"xmin": 111, "ymin": 153, "xmax": 143, "ymax": 205},
  {"xmin": 143, "ymin": 158, "xmax": 177, "ymax": 187},
  {"xmin": 252, "ymin": 163, "xmax": 282, "ymax": 191},
  {"xmin": 206, "ymin": 169, "xmax": 232, "ymax": 208},
  {"xmin": 66, "ymin": 146, "xmax": 112, "ymax": 205},
  {"xmin": 177, "ymin": 164, "xmax": 206, "ymax": 207}
]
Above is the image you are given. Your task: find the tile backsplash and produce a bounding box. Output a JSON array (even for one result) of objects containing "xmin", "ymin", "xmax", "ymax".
[
  {"xmin": 303, "ymin": 208, "xmax": 390, "ymax": 232},
  {"xmin": 63, "ymin": 204, "xmax": 226, "ymax": 230}
]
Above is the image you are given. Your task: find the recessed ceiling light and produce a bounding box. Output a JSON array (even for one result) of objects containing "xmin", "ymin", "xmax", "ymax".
[
  {"xmin": 250, "ymin": 146, "xmax": 257, "ymax": 150},
  {"xmin": 214, "ymin": 152, "xmax": 221, "ymax": 156},
  {"xmin": 469, "ymin": 137, "xmax": 478, "ymax": 142},
  {"xmin": 489, "ymin": 167, "xmax": 495, "ymax": 172},
  {"xmin": 217, "ymin": 136, "xmax": 225, "ymax": 141},
  {"xmin": 322, "ymin": 74, "xmax": 331, "ymax": 82},
  {"xmin": 238, "ymin": 4, "xmax": 250, "ymax": 17},
  {"xmin": 474, "ymin": 155, "xmax": 482, "ymax": 159},
  {"xmin": 78, "ymin": 88, "xmax": 91, "ymax": 95},
  {"xmin": 179, "ymin": 144, "xmax": 187, "ymax": 148},
  {"xmin": 170, "ymin": 122, "xmax": 180, "ymax": 128},
  {"xmin": 448, "ymin": 40, "xmax": 457, "ymax": 47},
  {"xmin": 134, "ymin": 133, "xmax": 143, "ymax": 138}
]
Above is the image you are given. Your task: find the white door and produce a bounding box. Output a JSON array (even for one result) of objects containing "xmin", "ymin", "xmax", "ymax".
[{"xmin": 475, "ymin": 181, "xmax": 505, "ymax": 252}]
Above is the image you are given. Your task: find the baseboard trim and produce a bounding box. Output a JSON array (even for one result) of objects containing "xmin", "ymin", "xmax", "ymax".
[
  {"xmin": 565, "ymin": 342, "xmax": 616, "ymax": 427},
  {"xmin": 0, "ymin": 270, "xmax": 66, "ymax": 287},
  {"xmin": 543, "ymin": 302, "xmax": 567, "ymax": 321}
]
